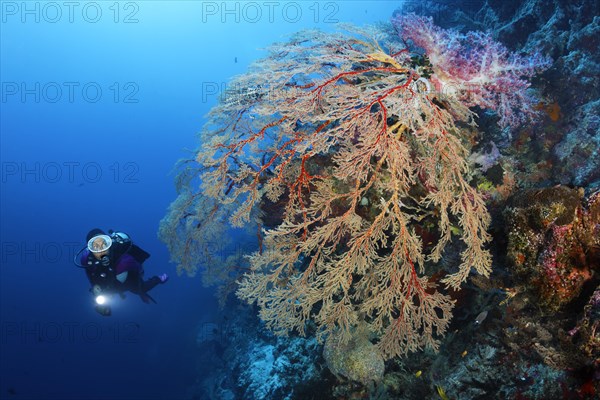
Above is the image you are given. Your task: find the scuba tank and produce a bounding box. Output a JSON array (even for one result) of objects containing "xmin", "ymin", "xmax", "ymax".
[{"xmin": 107, "ymin": 230, "xmax": 151, "ymax": 265}]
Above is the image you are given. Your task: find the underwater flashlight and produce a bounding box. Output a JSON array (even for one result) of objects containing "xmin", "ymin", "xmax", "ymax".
[{"xmin": 95, "ymin": 295, "xmax": 107, "ymax": 305}]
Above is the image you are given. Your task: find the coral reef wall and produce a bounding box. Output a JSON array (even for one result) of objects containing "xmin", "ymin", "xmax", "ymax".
[{"xmin": 398, "ymin": 0, "xmax": 599, "ymax": 189}]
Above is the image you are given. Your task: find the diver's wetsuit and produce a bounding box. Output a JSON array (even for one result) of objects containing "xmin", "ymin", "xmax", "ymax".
[{"xmin": 80, "ymin": 250, "xmax": 162, "ymax": 303}]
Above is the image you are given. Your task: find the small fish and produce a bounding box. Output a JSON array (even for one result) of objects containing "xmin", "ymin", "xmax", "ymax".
[
  {"xmin": 234, "ymin": 57, "xmax": 238, "ymax": 63},
  {"xmin": 415, "ymin": 370, "xmax": 422, "ymax": 378},
  {"xmin": 436, "ymin": 385, "xmax": 449, "ymax": 400},
  {"xmin": 461, "ymin": 350, "xmax": 468, "ymax": 358},
  {"xmin": 475, "ymin": 310, "xmax": 488, "ymax": 325}
]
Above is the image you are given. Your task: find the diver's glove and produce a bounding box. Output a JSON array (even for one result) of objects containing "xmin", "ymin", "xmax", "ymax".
[{"xmin": 159, "ymin": 273, "xmax": 169, "ymax": 283}]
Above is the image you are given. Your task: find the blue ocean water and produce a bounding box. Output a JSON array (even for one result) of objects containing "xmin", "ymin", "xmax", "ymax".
[{"xmin": 0, "ymin": 2, "xmax": 399, "ymax": 399}]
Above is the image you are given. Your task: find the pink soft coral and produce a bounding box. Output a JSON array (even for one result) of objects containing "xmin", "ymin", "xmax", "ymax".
[{"xmin": 392, "ymin": 14, "xmax": 551, "ymax": 129}]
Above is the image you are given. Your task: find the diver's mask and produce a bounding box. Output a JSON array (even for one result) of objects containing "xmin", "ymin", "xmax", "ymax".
[
  {"xmin": 88, "ymin": 234, "xmax": 112, "ymax": 254},
  {"xmin": 88, "ymin": 235, "xmax": 112, "ymax": 266}
]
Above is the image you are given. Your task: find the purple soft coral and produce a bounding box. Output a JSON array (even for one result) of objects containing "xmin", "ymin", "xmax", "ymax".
[{"xmin": 392, "ymin": 14, "xmax": 551, "ymax": 129}]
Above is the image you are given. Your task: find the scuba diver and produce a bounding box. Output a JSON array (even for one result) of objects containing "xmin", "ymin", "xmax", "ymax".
[{"xmin": 74, "ymin": 228, "xmax": 169, "ymax": 316}]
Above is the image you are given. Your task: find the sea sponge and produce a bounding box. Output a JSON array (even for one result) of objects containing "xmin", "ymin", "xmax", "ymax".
[{"xmin": 323, "ymin": 328, "xmax": 385, "ymax": 385}]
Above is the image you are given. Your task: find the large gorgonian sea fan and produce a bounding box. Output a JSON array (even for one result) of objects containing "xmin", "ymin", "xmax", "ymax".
[{"xmin": 161, "ymin": 18, "xmax": 546, "ymax": 359}]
